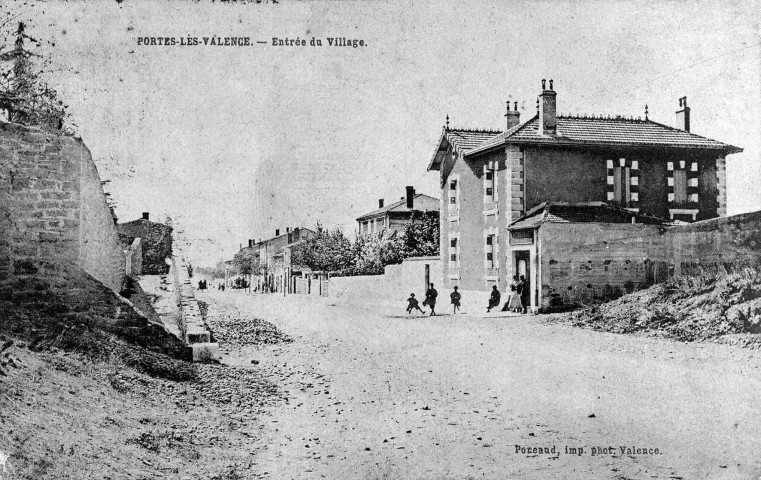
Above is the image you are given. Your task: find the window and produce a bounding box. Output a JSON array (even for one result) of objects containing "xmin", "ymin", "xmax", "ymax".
[
  {"xmin": 613, "ymin": 165, "xmax": 631, "ymax": 206},
  {"xmin": 450, "ymin": 253, "xmax": 457, "ymax": 262},
  {"xmin": 449, "ymin": 237, "xmax": 458, "ymax": 263},
  {"xmin": 673, "ymin": 169, "xmax": 687, "ymax": 204},
  {"xmin": 485, "ymin": 171, "xmax": 494, "ymax": 198},
  {"xmin": 485, "ymin": 234, "xmax": 495, "ymax": 268},
  {"xmin": 450, "ymin": 238, "xmax": 457, "ymax": 248},
  {"xmin": 449, "ymin": 180, "xmax": 458, "ymax": 204}
]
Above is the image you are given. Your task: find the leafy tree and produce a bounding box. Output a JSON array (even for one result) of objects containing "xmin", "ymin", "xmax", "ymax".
[
  {"xmin": 290, "ymin": 223, "xmax": 353, "ymax": 273},
  {"xmin": 289, "ymin": 215, "xmax": 439, "ymax": 277},
  {"xmin": 233, "ymin": 248, "xmax": 260, "ymax": 277},
  {"xmin": 402, "ymin": 212, "xmax": 440, "ymax": 258}
]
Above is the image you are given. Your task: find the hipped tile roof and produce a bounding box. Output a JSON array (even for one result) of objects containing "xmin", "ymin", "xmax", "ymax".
[
  {"xmin": 468, "ymin": 115, "xmax": 742, "ymax": 156},
  {"xmin": 357, "ymin": 193, "xmax": 439, "ymax": 221}
]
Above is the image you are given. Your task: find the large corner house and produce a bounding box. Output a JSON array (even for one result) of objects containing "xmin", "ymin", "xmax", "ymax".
[{"xmin": 428, "ymin": 80, "xmax": 742, "ymax": 311}]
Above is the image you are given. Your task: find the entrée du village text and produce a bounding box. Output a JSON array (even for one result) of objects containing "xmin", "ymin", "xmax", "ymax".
[{"xmin": 136, "ymin": 36, "xmax": 366, "ymax": 48}]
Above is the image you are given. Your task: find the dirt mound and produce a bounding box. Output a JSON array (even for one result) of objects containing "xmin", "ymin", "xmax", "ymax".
[
  {"xmin": 560, "ymin": 267, "xmax": 761, "ymax": 342},
  {"xmin": 203, "ymin": 301, "xmax": 294, "ymax": 349}
]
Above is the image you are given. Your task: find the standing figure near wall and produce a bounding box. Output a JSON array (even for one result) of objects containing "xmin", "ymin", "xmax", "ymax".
[
  {"xmin": 423, "ymin": 283, "xmax": 438, "ymax": 316},
  {"xmin": 487, "ymin": 285, "xmax": 501, "ymax": 312},
  {"xmin": 450, "ymin": 286, "xmax": 461, "ymax": 314},
  {"xmin": 518, "ymin": 275, "xmax": 529, "ymax": 314}
]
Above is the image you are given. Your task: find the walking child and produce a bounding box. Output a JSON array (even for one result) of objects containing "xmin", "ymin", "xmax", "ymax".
[
  {"xmin": 450, "ymin": 286, "xmax": 461, "ymax": 314},
  {"xmin": 407, "ymin": 293, "xmax": 425, "ymax": 315}
]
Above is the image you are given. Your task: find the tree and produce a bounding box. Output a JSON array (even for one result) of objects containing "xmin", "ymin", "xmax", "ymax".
[
  {"xmin": 232, "ymin": 248, "xmax": 261, "ymax": 290},
  {"xmin": 290, "ymin": 224, "xmax": 354, "ymax": 273},
  {"xmin": 0, "ymin": 22, "xmax": 68, "ymax": 130},
  {"xmin": 401, "ymin": 212, "xmax": 440, "ymax": 258}
]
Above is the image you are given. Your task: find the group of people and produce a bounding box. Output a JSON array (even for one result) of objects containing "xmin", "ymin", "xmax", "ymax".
[
  {"xmin": 406, "ymin": 275, "xmax": 530, "ymax": 316},
  {"xmin": 407, "ymin": 283, "xmax": 442, "ymax": 316},
  {"xmin": 487, "ymin": 275, "xmax": 529, "ymax": 314}
]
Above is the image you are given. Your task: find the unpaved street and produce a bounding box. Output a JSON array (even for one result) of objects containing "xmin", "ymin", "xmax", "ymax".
[{"xmin": 199, "ymin": 289, "xmax": 761, "ymax": 480}]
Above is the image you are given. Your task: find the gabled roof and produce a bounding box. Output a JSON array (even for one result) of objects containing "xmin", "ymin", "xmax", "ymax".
[
  {"xmin": 508, "ymin": 202, "xmax": 671, "ymax": 230},
  {"xmin": 468, "ymin": 115, "xmax": 743, "ymax": 157},
  {"xmin": 356, "ymin": 193, "xmax": 439, "ymax": 221},
  {"xmin": 427, "ymin": 127, "xmax": 502, "ymax": 171}
]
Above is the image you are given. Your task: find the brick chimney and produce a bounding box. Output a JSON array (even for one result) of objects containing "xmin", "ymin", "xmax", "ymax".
[
  {"xmin": 406, "ymin": 186, "xmax": 415, "ymax": 209},
  {"xmin": 142, "ymin": 212, "xmax": 149, "ymax": 220},
  {"xmin": 275, "ymin": 229, "xmax": 280, "ymax": 236},
  {"xmin": 379, "ymin": 198, "xmax": 384, "ymax": 208},
  {"xmin": 248, "ymin": 239, "xmax": 254, "ymax": 248},
  {"xmin": 676, "ymin": 96, "xmax": 690, "ymax": 132},
  {"xmin": 505, "ymin": 100, "xmax": 520, "ymax": 130},
  {"xmin": 538, "ymin": 79, "xmax": 557, "ymax": 136}
]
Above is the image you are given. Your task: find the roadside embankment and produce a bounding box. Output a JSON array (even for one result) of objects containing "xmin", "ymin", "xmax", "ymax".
[{"xmin": 548, "ymin": 266, "xmax": 761, "ymax": 346}]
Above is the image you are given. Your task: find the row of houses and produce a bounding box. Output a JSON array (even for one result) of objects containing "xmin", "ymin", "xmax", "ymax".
[{"xmin": 233, "ymin": 80, "xmax": 747, "ymax": 311}]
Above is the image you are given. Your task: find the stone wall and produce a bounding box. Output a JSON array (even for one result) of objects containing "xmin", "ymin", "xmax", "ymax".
[
  {"xmin": 539, "ymin": 222, "xmax": 667, "ymax": 309},
  {"xmin": 0, "ymin": 122, "xmax": 126, "ymax": 291},
  {"xmin": 665, "ymin": 210, "xmax": 761, "ymax": 275},
  {"xmin": 328, "ymin": 256, "xmax": 442, "ymax": 306},
  {"xmin": 538, "ymin": 210, "xmax": 761, "ymax": 309}
]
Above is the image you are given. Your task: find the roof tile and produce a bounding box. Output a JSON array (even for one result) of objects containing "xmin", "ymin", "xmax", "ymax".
[{"xmin": 468, "ymin": 116, "xmax": 742, "ymax": 156}]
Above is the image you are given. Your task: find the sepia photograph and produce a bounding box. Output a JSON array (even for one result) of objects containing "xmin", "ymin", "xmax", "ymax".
[{"xmin": 0, "ymin": 0, "xmax": 759, "ymax": 478}]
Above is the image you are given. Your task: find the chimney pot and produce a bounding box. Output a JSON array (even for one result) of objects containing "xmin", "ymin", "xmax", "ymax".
[
  {"xmin": 406, "ymin": 186, "xmax": 415, "ymax": 209},
  {"xmin": 379, "ymin": 198, "xmax": 384, "ymax": 208},
  {"xmin": 505, "ymin": 99, "xmax": 521, "ymax": 129},
  {"xmin": 275, "ymin": 229, "xmax": 280, "ymax": 236},
  {"xmin": 538, "ymin": 80, "xmax": 557, "ymax": 135},
  {"xmin": 675, "ymin": 96, "xmax": 690, "ymax": 132},
  {"xmin": 142, "ymin": 212, "xmax": 149, "ymax": 220},
  {"xmin": 542, "ymin": 79, "xmax": 546, "ymax": 90}
]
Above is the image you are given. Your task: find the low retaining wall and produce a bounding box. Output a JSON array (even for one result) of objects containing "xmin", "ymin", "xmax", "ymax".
[{"xmin": 172, "ymin": 254, "xmax": 219, "ymax": 362}]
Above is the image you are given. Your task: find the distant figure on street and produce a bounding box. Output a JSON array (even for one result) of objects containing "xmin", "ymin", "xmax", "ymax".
[
  {"xmin": 406, "ymin": 293, "xmax": 425, "ymax": 315},
  {"xmin": 486, "ymin": 285, "xmax": 501, "ymax": 312},
  {"xmin": 422, "ymin": 283, "xmax": 438, "ymax": 316},
  {"xmin": 450, "ymin": 286, "xmax": 461, "ymax": 314},
  {"xmin": 517, "ymin": 275, "xmax": 529, "ymax": 313}
]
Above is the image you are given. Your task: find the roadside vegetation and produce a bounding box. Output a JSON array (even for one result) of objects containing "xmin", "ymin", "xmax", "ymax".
[{"xmin": 552, "ymin": 266, "xmax": 761, "ymax": 345}]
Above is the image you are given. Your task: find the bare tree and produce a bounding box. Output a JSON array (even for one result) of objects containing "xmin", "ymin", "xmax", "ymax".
[{"xmin": 0, "ymin": 21, "xmax": 67, "ymax": 130}]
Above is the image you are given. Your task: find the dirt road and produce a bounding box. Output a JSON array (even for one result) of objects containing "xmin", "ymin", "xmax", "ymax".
[{"xmin": 199, "ymin": 289, "xmax": 761, "ymax": 480}]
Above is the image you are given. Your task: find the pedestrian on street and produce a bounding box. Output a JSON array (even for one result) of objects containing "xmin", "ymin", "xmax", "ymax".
[
  {"xmin": 506, "ymin": 283, "xmax": 522, "ymax": 312},
  {"xmin": 406, "ymin": 293, "xmax": 425, "ymax": 315},
  {"xmin": 486, "ymin": 285, "xmax": 501, "ymax": 312},
  {"xmin": 517, "ymin": 275, "xmax": 529, "ymax": 314},
  {"xmin": 450, "ymin": 286, "xmax": 461, "ymax": 314},
  {"xmin": 423, "ymin": 283, "xmax": 438, "ymax": 316}
]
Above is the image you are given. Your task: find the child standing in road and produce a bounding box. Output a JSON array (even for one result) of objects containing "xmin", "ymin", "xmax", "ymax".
[
  {"xmin": 450, "ymin": 286, "xmax": 461, "ymax": 314},
  {"xmin": 407, "ymin": 293, "xmax": 425, "ymax": 315}
]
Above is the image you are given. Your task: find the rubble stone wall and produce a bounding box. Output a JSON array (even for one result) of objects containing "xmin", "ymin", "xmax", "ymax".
[
  {"xmin": 664, "ymin": 210, "xmax": 761, "ymax": 275},
  {"xmin": 0, "ymin": 122, "xmax": 125, "ymax": 291}
]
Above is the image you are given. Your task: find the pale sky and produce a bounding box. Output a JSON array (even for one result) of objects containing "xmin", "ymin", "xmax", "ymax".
[{"xmin": 13, "ymin": 0, "xmax": 761, "ymax": 266}]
